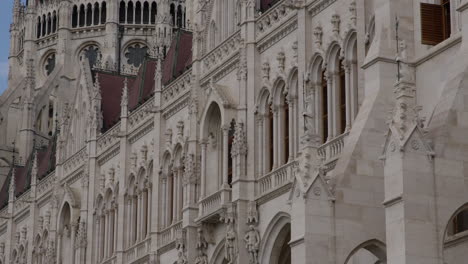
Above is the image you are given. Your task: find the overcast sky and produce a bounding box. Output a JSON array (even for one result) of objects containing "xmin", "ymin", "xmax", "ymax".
[{"xmin": 0, "ymin": 1, "xmax": 13, "ymax": 95}]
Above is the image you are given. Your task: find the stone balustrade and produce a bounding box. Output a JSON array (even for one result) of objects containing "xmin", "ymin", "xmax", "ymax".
[
  {"xmin": 157, "ymin": 221, "xmax": 182, "ymax": 248},
  {"xmin": 125, "ymin": 238, "xmax": 151, "ymax": 263},
  {"xmin": 198, "ymin": 188, "xmax": 232, "ymax": 220},
  {"xmin": 317, "ymin": 131, "xmax": 349, "ymax": 164},
  {"xmin": 256, "ymin": 161, "xmax": 296, "ymax": 198}
]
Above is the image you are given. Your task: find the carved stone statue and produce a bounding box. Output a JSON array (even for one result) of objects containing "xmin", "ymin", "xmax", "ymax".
[
  {"xmin": 195, "ymin": 227, "xmax": 209, "ymax": 264},
  {"xmin": 244, "ymin": 225, "xmax": 261, "ymax": 264},
  {"xmin": 225, "ymin": 225, "xmax": 237, "ymax": 264}
]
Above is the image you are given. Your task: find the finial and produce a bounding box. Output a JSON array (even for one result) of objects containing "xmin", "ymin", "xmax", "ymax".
[{"xmin": 121, "ymin": 77, "xmax": 129, "ymax": 115}]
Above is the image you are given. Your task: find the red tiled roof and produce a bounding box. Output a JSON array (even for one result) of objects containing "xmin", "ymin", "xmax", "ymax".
[
  {"xmin": 260, "ymin": 0, "xmax": 279, "ymax": 12},
  {"xmin": 0, "ymin": 137, "xmax": 56, "ymax": 209},
  {"xmin": 162, "ymin": 30, "xmax": 193, "ymax": 85}
]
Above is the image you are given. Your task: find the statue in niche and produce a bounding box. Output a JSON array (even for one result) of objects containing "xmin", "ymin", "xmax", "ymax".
[
  {"xmin": 195, "ymin": 228, "xmax": 209, "ymax": 264},
  {"xmin": 244, "ymin": 225, "xmax": 260, "ymax": 264},
  {"xmin": 225, "ymin": 224, "xmax": 237, "ymax": 264}
]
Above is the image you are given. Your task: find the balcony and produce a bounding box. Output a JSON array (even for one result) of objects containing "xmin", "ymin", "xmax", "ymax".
[
  {"xmin": 196, "ymin": 187, "xmax": 232, "ymax": 223},
  {"xmin": 317, "ymin": 131, "xmax": 349, "ymax": 165},
  {"xmin": 125, "ymin": 238, "xmax": 151, "ymax": 263},
  {"xmin": 157, "ymin": 221, "xmax": 182, "ymax": 249},
  {"xmin": 256, "ymin": 161, "xmax": 297, "ymax": 202}
]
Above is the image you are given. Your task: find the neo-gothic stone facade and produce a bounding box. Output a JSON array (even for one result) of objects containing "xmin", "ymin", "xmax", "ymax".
[{"xmin": 1, "ymin": 0, "xmax": 468, "ymax": 263}]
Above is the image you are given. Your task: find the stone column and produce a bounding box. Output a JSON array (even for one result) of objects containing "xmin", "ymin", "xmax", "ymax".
[
  {"xmin": 326, "ymin": 74, "xmax": 333, "ymax": 141},
  {"xmin": 287, "ymin": 96, "xmax": 294, "ymax": 161},
  {"xmin": 71, "ymin": 223, "xmax": 77, "ymax": 264},
  {"xmin": 272, "ymin": 106, "xmax": 279, "ymax": 168},
  {"xmin": 222, "ymin": 125, "xmax": 229, "ymax": 187},
  {"xmin": 200, "ymin": 141, "xmax": 208, "ymax": 198},
  {"xmin": 344, "ymin": 62, "xmax": 351, "ymax": 131},
  {"xmin": 256, "ymin": 116, "xmax": 264, "ymax": 176}
]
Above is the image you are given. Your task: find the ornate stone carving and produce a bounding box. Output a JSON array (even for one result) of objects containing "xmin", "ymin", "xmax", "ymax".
[
  {"xmin": 349, "ymin": 1, "xmax": 357, "ymax": 26},
  {"xmin": 176, "ymin": 240, "xmax": 187, "ymax": 264},
  {"xmin": 331, "ymin": 14, "xmax": 341, "ymax": 35},
  {"xmin": 195, "ymin": 227, "xmax": 209, "ymax": 264},
  {"xmin": 277, "ymin": 50, "xmax": 286, "ymax": 72},
  {"xmin": 247, "ymin": 201, "xmax": 258, "ymax": 224},
  {"xmin": 262, "ymin": 61, "xmax": 270, "ymax": 83},
  {"xmin": 313, "ymin": 26, "xmax": 323, "ymax": 48},
  {"xmin": 232, "ymin": 122, "xmax": 247, "ymax": 157},
  {"xmin": 244, "ymin": 225, "xmax": 261, "ymax": 264},
  {"xmin": 225, "ymin": 224, "xmax": 237, "ymax": 264}
]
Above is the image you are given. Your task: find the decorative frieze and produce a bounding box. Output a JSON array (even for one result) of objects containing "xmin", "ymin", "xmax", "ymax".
[{"xmin": 256, "ymin": 1, "xmax": 294, "ymax": 39}]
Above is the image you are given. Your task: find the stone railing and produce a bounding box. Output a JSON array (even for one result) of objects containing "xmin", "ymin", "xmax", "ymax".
[
  {"xmin": 36, "ymin": 33, "xmax": 58, "ymax": 50},
  {"xmin": 198, "ymin": 188, "xmax": 231, "ymax": 219},
  {"xmin": 256, "ymin": 0, "xmax": 294, "ymax": 39},
  {"xmin": 128, "ymin": 98, "xmax": 154, "ymax": 131},
  {"xmin": 36, "ymin": 172, "xmax": 56, "ymax": 198},
  {"xmin": 317, "ymin": 131, "xmax": 349, "ymax": 164},
  {"xmin": 63, "ymin": 146, "xmax": 87, "ymax": 176},
  {"xmin": 70, "ymin": 25, "xmax": 106, "ymax": 40},
  {"xmin": 201, "ymin": 31, "xmax": 242, "ymax": 75},
  {"xmin": 125, "ymin": 238, "xmax": 151, "ymax": 263},
  {"xmin": 256, "ymin": 161, "xmax": 297, "ymax": 198},
  {"xmin": 97, "ymin": 124, "xmax": 121, "ymax": 154},
  {"xmin": 162, "ymin": 71, "xmax": 192, "ymax": 106},
  {"xmin": 157, "ymin": 221, "xmax": 182, "ymax": 248}
]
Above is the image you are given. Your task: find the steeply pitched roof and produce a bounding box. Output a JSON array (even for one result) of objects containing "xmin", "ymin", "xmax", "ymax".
[
  {"xmin": 162, "ymin": 30, "xmax": 193, "ymax": 85},
  {"xmin": 0, "ymin": 134, "xmax": 57, "ymax": 209},
  {"xmin": 260, "ymin": 0, "xmax": 280, "ymax": 12}
]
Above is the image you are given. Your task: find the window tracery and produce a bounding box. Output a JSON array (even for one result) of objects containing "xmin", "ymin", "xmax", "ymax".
[
  {"xmin": 124, "ymin": 43, "xmax": 148, "ymax": 68},
  {"xmin": 44, "ymin": 53, "xmax": 56, "ymax": 76}
]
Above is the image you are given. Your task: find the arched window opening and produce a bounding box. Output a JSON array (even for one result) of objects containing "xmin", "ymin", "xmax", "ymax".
[
  {"xmin": 170, "ymin": 3, "xmax": 175, "ymax": 26},
  {"xmin": 52, "ymin": 12, "xmax": 57, "ymax": 33},
  {"xmin": 133, "ymin": 192, "xmax": 138, "ymax": 243},
  {"xmin": 176, "ymin": 5, "xmax": 183, "ymax": 28},
  {"xmin": 47, "ymin": 13, "xmax": 51, "ymax": 35},
  {"xmin": 168, "ymin": 170, "xmax": 174, "ymax": 224},
  {"xmin": 135, "ymin": 1, "xmax": 142, "ymax": 24},
  {"xmin": 127, "ymin": 1, "xmax": 134, "ymax": 24},
  {"xmin": 119, "ymin": 1, "xmax": 126, "ymax": 23},
  {"xmin": 86, "ymin": 3, "xmax": 92, "ymax": 26},
  {"xmin": 339, "ymin": 60, "xmax": 346, "ymax": 134},
  {"xmin": 143, "ymin": 1, "xmax": 149, "ymax": 24},
  {"xmin": 93, "ymin": 3, "xmax": 100, "ymax": 25},
  {"xmin": 42, "ymin": 15, "xmax": 46, "ymax": 36},
  {"xmin": 79, "ymin": 4, "xmax": 85, "ymax": 27},
  {"xmin": 270, "ymin": 223, "xmax": 291, "ymax": 264},
  {"xmin": 227, "ymin": 120, "xmax": 235, "ymax": 186},
  {"xmin": 37, "ymin": 17, "xmax": 42, "ymax": 38},
  {"xmin": 150, "ymin": 2, "xmax": 157, "ymax": 24},
  {"xmin": 268, "ymin": 101, "xmax": 274, "ymax": 172},
  {"xmin": 72, "ymin": 5, "xmax": 78, "ymax": 28},
  {"xmin": 321, "ymin": 69, "xmax": 328, "ymax": 143},
  {"xmin": 101, "ymin": 2, "xmax": 107, "ymax": 24},
  {"xmin": 203, "ymin": 103, "xmax": 223, "ymax": 195},
  {"xmin": 283, "ymin": 96, "xmax": 290, "ymax": 163},
  {"xmin": 450, "ymin": 209, "xmax": 468, "ymax": 236}
]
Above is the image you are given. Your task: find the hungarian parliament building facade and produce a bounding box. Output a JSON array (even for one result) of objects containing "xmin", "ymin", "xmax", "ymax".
[{"xmin": 0, "ymin": 0, "xmax": 467, "ymax": 263}]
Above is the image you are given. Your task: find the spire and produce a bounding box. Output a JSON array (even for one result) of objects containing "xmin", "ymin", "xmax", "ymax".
[
  {"xmin": 8, "ymin": 167, "xmax": 16, "ymax": 203},
  {"xmin": 31, "ymin": 149, "xmax": 38, "ymax": 186},
  {"xmin": 121, "ymin": 78, "xmax": 129, "ymax": 117},
  {"xmin": 93, "ymin": 73, "xmax": 102, "ymax": 101}
]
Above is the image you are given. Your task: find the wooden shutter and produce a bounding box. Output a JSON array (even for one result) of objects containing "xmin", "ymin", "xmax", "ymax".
[{"xmin": 420, "ymin": 3, "xmax": 444, "ymax": 45}]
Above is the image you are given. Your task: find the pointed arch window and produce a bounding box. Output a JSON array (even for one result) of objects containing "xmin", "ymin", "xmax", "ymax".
[
  {"xmin": 101, "ymin": 2, "xmax": 107, "ymax": 24},
  {"xmin": 135, "ymin": 1, "xmax": 142, "ymax": 24},
  {"xmin": 268, "ymin": 103, "xmax": 274, "ymax": 171},
  {"xmin": 37, "ymin": 17, "xmax": 42, "ymax": 38},
  {"xmin": 47, "ymin": 13, "xmax": 51, "ymax": 35},
  {"xmin": 119, "ymin": 1, "xmax": 126, "ymax": 23},
  {"xmin": 127, "ymin": 1, "xmax": 134, "ymax": 24},
  {"xmin": 86, "ymin": 3, "xmax": 92, "ymax": 26},
  {"xmin": 94, "ymin": 3, "xmax": 100, "ymax": 25},
  {"xmin": 52, "ymin": 12, "xmax": 57, "ymax": 33},
  {"xmin": 339, "ymin": 60, "xmax": 346, "ymax": 134},
  {"xmin": 283, "ymin": 97, "xmax": 290, "ymax": 163},
  {"xmin": 321, "ymin": 70, "xmax": 328, "ymax": 143},
  {"xmin": 143, "ymin": 1, "xmax": 150, "ymax": 24},
  {"xmin": 79, "ymin": 4, "xmax": 85, "ymax": 27},
  {"xmin": 42, "ymin": 15, "xmax": 46, "ymax": 35},
  {"xmin": 72, "ymin": 5, "xmax": 78, "ymax": 28},
  {"xmin": 150, "ymin": 2, "xmax": 157, "ymax": 24}
]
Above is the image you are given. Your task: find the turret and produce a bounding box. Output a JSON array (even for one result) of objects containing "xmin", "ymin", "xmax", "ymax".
[{"xmin": 155, "ymin": 0, "xmax": 173, "ymax": 56}]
